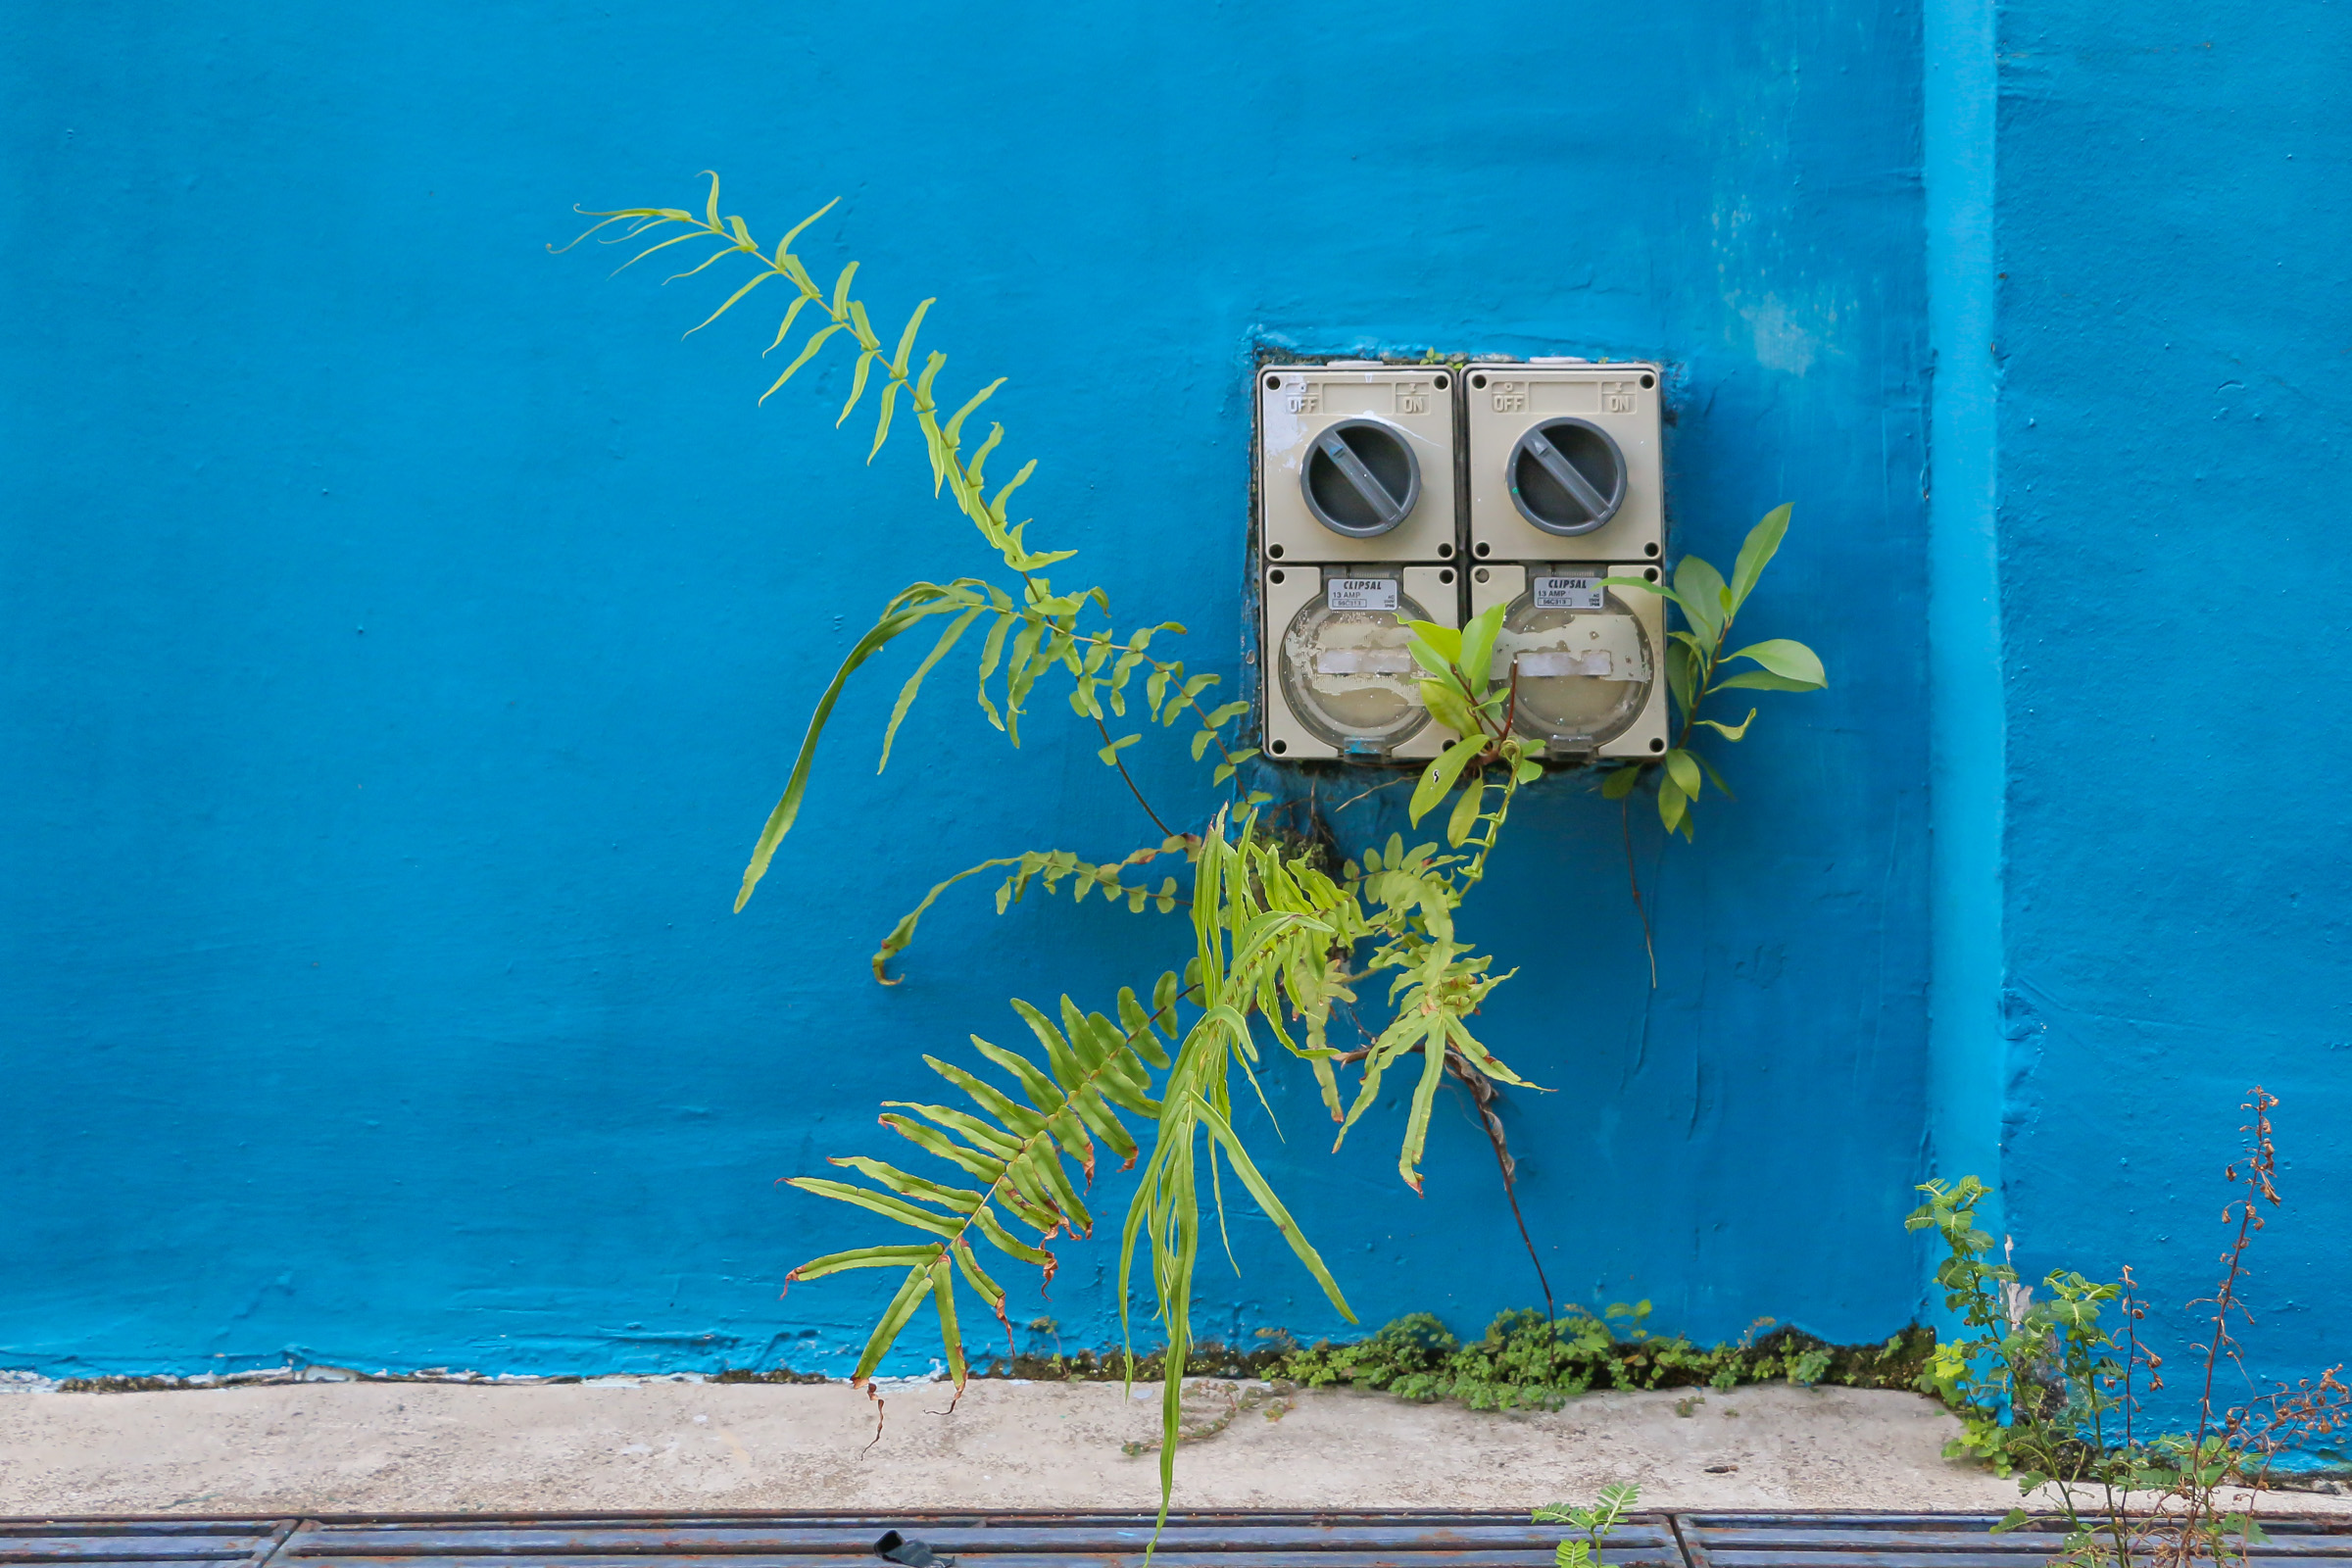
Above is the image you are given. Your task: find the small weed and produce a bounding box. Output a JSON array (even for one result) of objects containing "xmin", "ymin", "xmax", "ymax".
[
  {"xmin": 1535, "ymin": 1484, "xmax": 1642, "ymax": 1568},
  {"xmin": 1280, "ymin": 1307, "xmax": 1932, "ymax": 1411}
]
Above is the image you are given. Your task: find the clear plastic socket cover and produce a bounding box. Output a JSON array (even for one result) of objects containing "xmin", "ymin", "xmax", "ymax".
[
  {"xmin": 1278, "ymin": 581, "xmax": 1436, "ymax": 750},
  {"xmin": 1301, "ymin": 417, "xmax": 1421, "ymax": 537},
  {"xmin": 1497, "ymin": 575, "xmax": 1653, "ymax": 746},
  {"xmin": 1507, "ymin": 417, "xmax": 1627, "ymax": 536}
]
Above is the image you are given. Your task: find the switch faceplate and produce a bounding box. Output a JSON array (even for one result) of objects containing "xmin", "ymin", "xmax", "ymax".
[
  {"xmin": 1262, "ymin": 564, "xmax": 1460, "ymax": 762},
  {"xmin": 1259, "ymin": 367, "xmax": 1458, "ymax": 565},
  {"xmin": 1469, "ymin": 562, "xmax": 1668, "ymax": 761},
  {"xmin": 1464, "ymin": 363, "xmax": 1663, "ymax": 564}
]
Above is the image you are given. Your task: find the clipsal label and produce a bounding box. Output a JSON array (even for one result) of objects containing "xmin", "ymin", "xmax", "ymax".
[
  {"xmin": 1532, "ymin": 575, "xmax": 1606, "ymax": 612},
  {"xmin": 1325, "ymin": 578, "xmax": 1399, "ymax": 612}
]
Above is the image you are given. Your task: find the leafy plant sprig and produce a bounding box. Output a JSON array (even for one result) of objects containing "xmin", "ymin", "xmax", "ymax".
[
  {"xmin": 554, "ymin": 174, "xmax": 1263, "ymax": 910},
  {"xmin": 562, "ymin": 177, "xmax": 1560, "ymax": 1514},
  {"xmin": 1599, "ymin": 505, "xmax": 1825, "ymax": 840},
  {"xmin": 563, "ymin": 175, "xmax": 1829, "ymax": 1526},
  {"xmin": 1535, "ymin": 1484, "xmax": 1642, "ymax": 1568},
  {"xmin": 1911, "ymin": 1093, "xmax": 2352, "ymax": 1568}
]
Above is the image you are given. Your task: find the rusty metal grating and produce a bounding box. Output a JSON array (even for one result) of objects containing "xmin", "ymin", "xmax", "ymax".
[
  {"xmin": 1678, "ymin": 1513, "xmax": 2352, "ymax": 1568},
  {"xmin": 5, "ymin": 1513, "xmax": 2350, "ymax": 1568}
]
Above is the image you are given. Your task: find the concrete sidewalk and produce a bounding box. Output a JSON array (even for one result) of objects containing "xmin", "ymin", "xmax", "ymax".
[{"xmin": 0, "ymin": 1376, "xmax": 2240, "ymax": 1518}]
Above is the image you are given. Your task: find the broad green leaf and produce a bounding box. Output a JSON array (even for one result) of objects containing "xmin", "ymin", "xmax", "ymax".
[
  {"xmin": 1600, "ymin": 763, "xmax": 1644, "ymax": 800},
  {"xmin": 1722, "ymin": 638, "xmax": 1826, "ymax": 688},
  {"xmin": 1409, "ymin": 736, "xmax": 1485, "ymax": 824},
  {"xmin": 1420, "ymin": 678, "xmax": 1479, "ymax": 738},
  {"xmin": 1666, "ymin": 639, "xmax": 1698, "ymax": 720},
  {"xmin": 1713, "ymin": 667, "xmax": 1822, "ymax": 693},
  {"xmin": 1403, "ymin": 619, "xmax": 1462, "ymax": 664},
  {"xmin": 1674, "ymin": 556, "xmax": 1728, "ymax": 645},
  {"xmin": 1664, "ymin": 749, "xmax": 1701, "ymax": 800},
  {"xmin": 1457, "ymin": 603, "xmax": 1506, "ymax": 697},
  {"xmin": 1730, "ymin": 503, "xmax": 1792, "ymax": 613},
  {"xmin": 1658, "ymin": 773, "xmax": 1688, "ymax": 834},
  {"xmin": 1446, "ymin": 774, "xmax": 1486, "ymax": 847},
  {"xmin": 1601, "ymin": 573, "xmax": 1682, "ymax": 609},
  {"xmin": 1693, "ymin": 708, "xmax": 1758, "ymax": 741},
  {"xmin": 1098, "ymin": 732, "xmax": 1140, "ymax": 765}
]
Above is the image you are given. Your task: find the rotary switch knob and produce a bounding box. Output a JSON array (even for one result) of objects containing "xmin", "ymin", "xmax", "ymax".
[
  {"xmin": 1507, "ymin": 417, "xmax": 1627, "ymax": 536},
  {"xmin": 1300, "ymin": 417, "xmax": 1421, "ymax": 538}
]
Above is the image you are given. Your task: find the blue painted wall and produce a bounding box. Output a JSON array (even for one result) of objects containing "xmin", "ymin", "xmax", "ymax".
[
  {"xmin": 6, "ymin": 0, "xmax": 1931, "ymax": 1378},
  {"xmin": 1991, "ymin": 0, "xmax": 2352, "ymax": 1419}
]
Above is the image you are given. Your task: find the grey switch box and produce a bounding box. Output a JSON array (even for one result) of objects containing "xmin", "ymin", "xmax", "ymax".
[
  {"xmin": 1259, "ymin": 365, "xmax": 1458, "ymax": 565},
  {"xmin": 1465, "ymin": 362, "xmax": 1663, "ymax": 564}
]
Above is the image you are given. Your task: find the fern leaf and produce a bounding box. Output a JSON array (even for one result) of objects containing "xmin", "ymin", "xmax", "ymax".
[
  {"xmin": 850, "ymin": 1263, "xmax": 935, "ymax": 1384},
  {"xmin": 758, "ymin": 320, "xmax": 845, "ymax": 404},
  {"xmin": 878, "ymin": 605, "xmax": 982, "ymax": 774},
  {"xmin": 783, "ymin": 1177, "xmax": 965, "ymax": 1238},
  {"xmin": 876, "ymin": 1111, "xmax": 1004, "ymax": 1184},
  {"xmin": 969, "ymin": 1204, "xmax": 1053, "ymax": 1267},
  {"xmin": 735, "ymin": 585, "xmax": 971, "ymax": 910},
  {"xmin": 948, "ymin": 1238, "xmax": 1009, "ymax": 1327},
  {"xmin": 762, "ymin": 293, "xmax": 813, "ymax": 357},
  {"xmin": 682, "ymin": 267, "xmax": 776, "ymax": 337},
  {"xmin": 837, "ymin": 348, "xmax": 878, "ymax": 425},
  {"xmin": 1195, "ymin": 1094, "xmax": 1354, "ymax": 1319},
  {"xmin": 868, "ymin": 379, "xmax": 902, "ymax": 462},
  {"xmin": 785, "ymin": 1243, "xmax": 943, "ymax": 1283},
  {"xmin": 771, "ymin": 196, "xmax": 840, "ymax": 257},
  {"xmin": 825, "ymin": 1153, "xmax": 987, "ymax": 1208},
  {"xmin": 922, "ymin": 1054, "xmax": 1050, "ymax": 1139}
]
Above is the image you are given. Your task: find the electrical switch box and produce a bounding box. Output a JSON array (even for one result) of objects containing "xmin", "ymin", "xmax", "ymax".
[
  {"xmin": 1259, "ymin": 365, "xmax": 1458, "ymax": 565},
  {"xmin": 1262, "ymin": 564, "xmax": 1461, "ymax": 762},
  {"xmin": 1464, "ymin": 362, "xmax": 1663, "ymax": 564},
  {"xmin": 1468, "ymin": 562, "xmax": 1669, "ymax": 761}
]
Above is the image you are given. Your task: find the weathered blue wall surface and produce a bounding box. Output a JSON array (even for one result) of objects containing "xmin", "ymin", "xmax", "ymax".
[
  {"xmin": 1991, "ymin": 0, "xmax": 2352, "ymax": 1415},
  {"xmin": 2, "ymin": 1, "xmax": 1934, "ymax": 1377}
]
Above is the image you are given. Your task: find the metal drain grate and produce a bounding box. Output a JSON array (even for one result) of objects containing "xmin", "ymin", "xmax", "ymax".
[
  {"xmin": 1677, "ymin": 1513, "xmax": 2352, "ymax": 1568},
  {"xmin": 0, "ymin": 1520, "xmax": 294, "ymax": 1568},
  {"xmin": 275, "ymin": 1512, "xmax": 1682, "ymax": 1568},
  {"xmin": 7, "ymin": 1513, "xmax": 2350, "ymax": 1568}
]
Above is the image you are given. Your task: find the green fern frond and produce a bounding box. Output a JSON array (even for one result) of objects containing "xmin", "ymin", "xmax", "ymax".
[
  {"xmin": 563, "ymin": 182, "xmax": 1269, "ymax": 906},
  {"xmin": 785, "ymin": 969, "xmax": 1192, "ymax": 1379},
  {"xmin": 868, "ymin": 838, "xmax": 1200, "ymax": 981}
]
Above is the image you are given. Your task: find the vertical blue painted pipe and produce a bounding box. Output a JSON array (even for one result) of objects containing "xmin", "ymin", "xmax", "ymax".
[{"xmin": 1923, "ymin": 0, "xmax": 2007, "ymax": 1250}]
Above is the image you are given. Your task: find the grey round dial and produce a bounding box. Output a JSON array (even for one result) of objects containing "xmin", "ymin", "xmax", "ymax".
[
  {"xmin": 1300, "ymin": 418, "xmax": 1421, "ymax": 537},
  {"xmin": 1507, "ymin": 417, "xmax": 1627, "ymax": 536}
]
